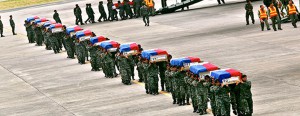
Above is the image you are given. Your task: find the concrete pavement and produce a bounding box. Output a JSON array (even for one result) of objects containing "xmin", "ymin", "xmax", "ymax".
[{"xmin": 0, "ymin": 0, "xmax": 300, "ymax": 116}]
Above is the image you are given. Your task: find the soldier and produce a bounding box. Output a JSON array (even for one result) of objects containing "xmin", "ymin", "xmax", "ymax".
[
  {"xmin": 203, "ymin": 75, "xmax": 212, "ymax": 114},
  {"xmin": 9, "ymin": 15, "xmax": 17, "ymax": 35},
  {"xmin": 90, "ymin": 45, "xmax": 101, "ymax": 71},
  {"xmin": 103, "ymin": 50, "xmax": 115, "ymax": 78},
  {"xmin": 77, "ymin": 40, "xmax": 88, "ymax": 64},
  {"xmin": 48, "ymin": 30, "xmax": 60, "ymax": 54},
  {"xmin": 175, "ymin": 67, "xmax": 186, "ymax": 106},
  {"xmin": 124, "ymin": 0, "xmax": 133, "ymax": 19},
  {"xmin": 157, "ymin": 61, "xmax": 167, "ymax": 91},
  {"xmin": 136, "ymin": 55, "xmax": 144, "ymax": 82},
  {"xmin": 184, "ymin": 72, "xmax": 191, "ymax": 105},
  {"xmin": 98, "ymin": 1, "xmax": 108, "ymax": 22},
  {"xmin": 209, "ymin": 78, "xmax": 217, "ymax": 116},
  {"xmin": 195, "ymin": 75, "xmax": 206, "ymax": 115},
  {"xmin": 140, "ymin": 3, "xmax": 150, "ymax": 26},
  {"xmin": 107, "ymin": 0, "xmax": 114, "ymax": 21},
  {"xmin": 85, "ymin": 4, "xmax": 91, "ymax": 24},
  {"xmin": 165, "ymin": 64, "xmax": 171, "ymax": 92},
  {"xmin": 142, "ymin": 59, "xmax": 150, "ymax": 94},
  {"xmin": 0, "ymin": 16, "xmax": 3, "ymax": 37},
  {"xmin": 42, "ymin": 27, "xmax": 51, "ymax": 50},
  {"xmin": 245, "ymin": 0, "xmax": 255, "ymax": 25},
  {"xmin": 217, "ymin": 0, "xmax": 225, "ymax": 5},
  {"xmin": 161, "ymin": 0, "xmax": 167, "ymax": 8},
  {"xmin": 133, "ymin": 0, "xmax": 142, "ymax": 18},
  {"xmin": 268, "ymin": 3, "xmax": 282, "ymax": 31},
  {"xmin": 191, "ymin": 75, "xmax": 199, "ymax": 112},
  {"xmin": 235, "ymin": 75, "xmax": 253, "ymax": 116},
  {"xmin": 258, "ymin": 5, "xmax": 271, "ymax": 31},
  {"xmin": 24, "ymin": 21, "xmax": 34, "ymax": 43},
  {"xmin": 214, "ymin": 79, "xmax": 230, "ymax": 116},
  {"xmin": 118, "ymin": 53, "xmax": 132, "ymax": 85},
  {"xmin": 64, "ymin": 33, "xmax": 75, "ymax": 59},
  {"xmin": 118, "ymin": 1, "xmax": 126, "ymax": 20},
  {"xmin": 170, "ymin": 66, "xmax": 178, "ymax": 104},
  {"xmin": 89, "ymin": 4, "xmax": 96, "ymax": 23},
  {"xmin": 53, "ymin": 10, "xmax": 62, "ymax": 23},
  {"xmin": 34, "ymin": 23, "xmax": 44, "ymax": 46},
  {"xmin": 148, "ymin": 61, "xmax": 159, "ymax": 95},
  {"xmin": 74, "ymin": 4, "xmax": 84, "ymax": 25},
  {"xmin": 287, "ymin": 0, "xmax": 299, "ymax": 28}
]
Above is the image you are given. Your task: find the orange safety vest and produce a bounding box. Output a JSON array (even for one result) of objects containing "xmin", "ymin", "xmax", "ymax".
[
  {"xmin": 268, "ymin": 6, "xmax": 278, "ymax": 18},
  {"xmin": 144, "ymin": 0, "xmax": 153, "ymax": 7},
  {"xmin": 288, "ymin": 4, "xmax": 297, "ymax": 15},
  {"xmin": 259, "ymin": 9, "xmax": 267, "ymax": 19}
]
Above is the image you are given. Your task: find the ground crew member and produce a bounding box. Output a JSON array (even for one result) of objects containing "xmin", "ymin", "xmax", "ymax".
[
  {"xmin": 0, "ymin": 16, "xmax": 3, "ymax": 37},
  {"xmin": 9, "ymin": 15, "xmax": 17, "ymax": 35},
  {"xmin": 258, "ymin": 5, "xmax": 271, "ymax": 31},
  {"xmin": 53, "ymin": 10, "xmax": 62, "ymax": 23},
  {"xmin": 74, "ymin": 4, "xmax": 84, "ymax": 25},
  {"xmin": 268, "ymin": 3, "xmax": 282, "ymax": 31},
  {"xmin": 118, "ymin": 53, "xmax": 132, "ymax": 85},
  {"xmin": 263, "ymin": 0, "xmax": 272, "ymax": 7},
  {"xmin": 141, "ymin": 3, "xmax": 150, "ymax": 26},
  {"xmin": 98, "ymin": 1, "xmax": 108, "ymax": 22},
  {"xmin": 245, "ymin": 0, "xmax": 255, "ymax": 25},
  {"xmin": 287, "ymin": 0, "xmax": 298, "ymax": 28},
  {"xmin": 148, "ymin": 61, "xmax": 159, "ymax": 95},
  {"xmin": 235, "ymin": 75, "xmax": 253, "ymax": 116}
]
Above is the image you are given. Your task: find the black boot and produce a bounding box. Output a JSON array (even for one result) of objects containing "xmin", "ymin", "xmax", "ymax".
[
  {"xmin": 193, "ymin": 107, "xmax": 197, "ymax": 113},
  {"xmin": 203, "ymin": 109, "xmax": 207, "ymax": 114},
  {"xmin": 173, "ymin": 100, "xmax": 176, "ymax": 104},
  {"xmin": 199, "ymin": 110, "xmax": 204, "ymax": 115}
]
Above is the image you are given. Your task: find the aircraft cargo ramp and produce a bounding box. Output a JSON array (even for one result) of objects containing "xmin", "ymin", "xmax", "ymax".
[{"xmin": 156, "ymin": 0, "xmax": 204, "ymax": 14}]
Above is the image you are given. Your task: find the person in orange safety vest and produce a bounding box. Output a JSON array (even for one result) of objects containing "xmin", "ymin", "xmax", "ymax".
[
  {"xmin": 268, "ymin": 3, "xmax": 282, "ymax": 31},
  {"xmin": 258, "ymin": 5, "xmax": 271, "ymax": 31},
  {"xmin": 286, "ymin": 0, "xmax": 299, "ymax": 28}
]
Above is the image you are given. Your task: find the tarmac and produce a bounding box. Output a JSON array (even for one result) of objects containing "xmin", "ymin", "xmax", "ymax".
[{"xmin": 0, "ymin": 0, "xmax": 300, "ymax": 116}]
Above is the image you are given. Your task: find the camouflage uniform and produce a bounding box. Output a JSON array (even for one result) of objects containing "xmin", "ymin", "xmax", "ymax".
[
  {"xmin": 209, "ymin": 85, "xmax": 218, "ymax": 115},
  {"xmin": 137, "ymin": 60, "xmax": 144, "ymax": 82},
  {"xmin": 157, "ymin": 62, "xmax": 167, "ymax": 91},
  {"xmin": 215, "ymin": 85, "xmax": 231, "ymax": 116},
  {"xmin": 89, "ymin": 46, "xmax": 100, "ymax": 71},
  {"xmin": 191, "ymin": 79, "xmax": 199, "ymax": 111},
  {"xmin": 196, "ymin": 80, "xmax": 207, "ymax": 114},
  {"xmin": 25, "ymin": 23, "xmax": 35, "ymax": 43},
  {"xmin": 102, "ymin": 52, "xmax": 115, "ymax": 78},
  {"xmin": 170, "ymin": 70, "xmax": 178, "ymax": 103},
  {"xmin": 175, "ymin": 71, "xmax": 186, "ymax": 105},
  {"xmin": 147, "ymin": 63, "xmax": 159, "ymax": 94},
  {"xmin": 164, "ymin": 69, "xmax": 171, "ymax": 92},
  {"xmin": 235, "ymin": 81, "xmax": 253, "ymax": 116},
  {"xmin": 64, "ymin": 35, "xmax": 75, "ymax": 59},
  {"xmin": 184, "ymin": 75, "xmax": 191, "ymax": 105},
  {"xmin": 34, "ymin": 26, "xmax": 44, "ymax": 46},
  {"xmin": 142, "ymin": 62, "xmax": 150, "ymax": 93},
  {"xmin": 49, "ymin": 32, "xmax": 60, "ymax": 54},
  {"xmin": 76, "ymin": 42, "xmax": 87, "ymax": 64},
  {"xmin": 42, "ymin": 30, "xmax": 52, "ymax": 50},
  {"xmin": 118, "ymin": 56, "xmax": 132, "ymax": 84}
]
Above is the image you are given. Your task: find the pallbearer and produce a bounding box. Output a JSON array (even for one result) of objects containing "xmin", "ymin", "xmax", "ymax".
[
  {"xmin": 189, "ymin": 62, "xmax": 219, "ymax": 115},
  {"xmin": 65, "ymin": 25, "xmax": 83, "ymax": 59},
  {"xmin": 75, "ymin": 30, "xmax": 93, "ymax": 64},
  {"xmin": 33, "ymin": 18, "xmax": 48, "ymax": 46},
  {"xmin": 89, "ymin": 36, "xmax": 108, "ymax": 71},
  {"xmin": 99, "ymin": 40, "xmax": 120, "ymax": 78},
  {"xmin": 210, "ymin": 68, "xmax": 242, "ymax": 116},
  {"xmin": 141, "ymin": 49, "xmax": 168, "ymax": 95}
]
